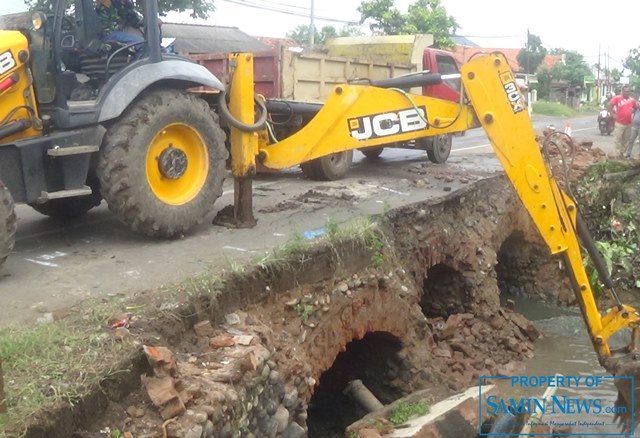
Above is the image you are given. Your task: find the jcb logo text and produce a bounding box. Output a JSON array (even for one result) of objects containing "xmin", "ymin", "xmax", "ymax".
[
  {"xmin": 500, "ymin": 72, "xmax": 525, "ymax": 113},
  {"xmin": 349, "ymin": 106, "xmax": 427, "ymax": 140},
  {"xmin": 0, "ymin": 51, "xmax": 16, "ymax": 75}
]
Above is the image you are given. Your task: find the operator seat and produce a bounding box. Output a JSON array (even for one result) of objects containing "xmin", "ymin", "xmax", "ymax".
[{"xmin": 73, "ymin": 0, "xmax": 139, "ymax": 87}]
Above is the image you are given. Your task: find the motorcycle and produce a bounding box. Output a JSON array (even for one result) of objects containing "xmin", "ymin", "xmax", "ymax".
[{"xmin": 598, "ymin": 106, "xmax": 614, "ymax": 135}]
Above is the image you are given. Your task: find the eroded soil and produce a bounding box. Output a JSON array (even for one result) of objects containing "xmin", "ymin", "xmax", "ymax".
[{"xmin": 7, "ymin": 128, "xmax": 620, "ymax": 438}]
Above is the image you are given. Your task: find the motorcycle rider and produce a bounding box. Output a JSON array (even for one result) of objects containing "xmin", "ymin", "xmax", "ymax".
[{"xmin": 598, "ymin": 92, "xmax": 615, "ymax": 134}]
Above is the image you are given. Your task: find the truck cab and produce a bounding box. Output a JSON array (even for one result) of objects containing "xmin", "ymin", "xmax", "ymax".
[{"xmin": 422, "ymin": 47, "xmax": 462, "ymax": 103}]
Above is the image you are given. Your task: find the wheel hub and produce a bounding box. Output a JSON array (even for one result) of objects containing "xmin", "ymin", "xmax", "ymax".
[{"xmin": 158, "ymin": 146, "xmax": 188, "ymax": 179}]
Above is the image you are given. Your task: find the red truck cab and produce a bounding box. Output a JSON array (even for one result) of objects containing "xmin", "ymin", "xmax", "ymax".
[{"xmin": 422, "ymin": 48, "xmax": 462, "ymax": 103}]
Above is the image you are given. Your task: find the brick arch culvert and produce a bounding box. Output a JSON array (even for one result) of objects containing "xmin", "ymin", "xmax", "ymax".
[{"xmin": 32, "ymin": 175, "xmax": 570, "ymax": 438}]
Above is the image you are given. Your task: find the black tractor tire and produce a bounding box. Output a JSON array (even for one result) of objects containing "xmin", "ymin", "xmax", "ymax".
[
  {"xmin": 0, "ymin": 180, "xmax": 16, "ymax": 268},
  {"xmin": 425, "ymin": 134, "xmax": 452, "ymax": 163},
  {"xmin": 97, "ymin": 89, "xmax": 227, "ymax": 237},
  {"xmin": 300, "ymin": 150, "xmax": 353, "ymax": 181},
  {"xmin": 359, "ymin": 146, "xmax": 384, "ymax": 159}
]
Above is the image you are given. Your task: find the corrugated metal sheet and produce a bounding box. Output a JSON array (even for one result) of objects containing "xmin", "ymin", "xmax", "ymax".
[{"xmin": 162, "ymin": 23, "xmax": 270, "ymax": 54}]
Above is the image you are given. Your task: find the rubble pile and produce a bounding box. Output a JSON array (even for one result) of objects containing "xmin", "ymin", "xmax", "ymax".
[
  {"xmin": 114, "ymin": 314, "xmax": 307, "ymax": 438},
  {"xmin": 73, "ymin": 178, "xmax": 565, "ymax": 437},
  {"xmin": 428, "ymin": 309, "xmax": 540, "ymax": 392}
]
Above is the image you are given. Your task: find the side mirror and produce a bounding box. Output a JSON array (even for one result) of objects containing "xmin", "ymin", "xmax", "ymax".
[{"xmin": 61, "ymin": 34, "xmax": 75, "ymax": 48}]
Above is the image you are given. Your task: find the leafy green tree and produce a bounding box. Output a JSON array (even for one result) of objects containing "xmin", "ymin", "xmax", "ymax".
[
  {"xmin": 553, "ymin": 51, "xmax": 591, "ymax": 87},
  {"xmin": 536, "ymin": 68, "xmax": 552, "ymax": 100},
  {"xmin": 286, "ymin": 24, "xmax": 361, "ymax": 46},
  {"xmin": 358, "ymin": 0, "xmax": 405, "ymax": 35},
  {"xmin": 25, "ymin": 0, "xmax": 214, "ymax": 18},
  {"xmin": 403, "ymin": 0, "xmax": 458, "ymax": 49},
  {"xmin": 610, "ymin": 68, "xmax": 622, "ymax": 85},
  {"xmin": 537, "ymin": 50, "xmax": 591, "ymax": 100},
  {"xmin": 358, "ymin": 0, "xmax": 458, "ymax": 49},
  {"xmin": 624, "ymin": 48, "xmax": 640, "ymax": 77},
  {"xmin": 516, "ymin": 33, "xmax": 547, "ymax": 74}
]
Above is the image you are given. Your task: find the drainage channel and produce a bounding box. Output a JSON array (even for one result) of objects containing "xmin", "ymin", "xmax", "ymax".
[
  {"xmin": 496, "ymin": 296, "xmax": 619, "ymax": 436},
  {"xmin": 61, "ymin": 176, "xmax": 585, "ymax": 438}
]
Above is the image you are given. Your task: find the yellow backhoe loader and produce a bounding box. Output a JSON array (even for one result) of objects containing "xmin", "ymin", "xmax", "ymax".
[
  {"xmin": 221, "ymin": 52, "xmax": 640, "ymax": 432},
  {"xmin": 1, "ymin": 0, "xmax": 639, "ymax": 429}
]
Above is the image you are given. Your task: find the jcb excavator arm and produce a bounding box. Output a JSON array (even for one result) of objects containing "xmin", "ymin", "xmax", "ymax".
[
  {"xmin": 461, "ymin": 53, "xmax": 640, "ymax": 430},
  {"xmin": 225, "ymin": 52, "xmax": 640, "ymax": 428}
]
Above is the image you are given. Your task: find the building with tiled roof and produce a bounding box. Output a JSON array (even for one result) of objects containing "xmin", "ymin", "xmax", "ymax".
[{"xmin": 452, "ymin": 46, "xmax": 563, "ymax": 73}]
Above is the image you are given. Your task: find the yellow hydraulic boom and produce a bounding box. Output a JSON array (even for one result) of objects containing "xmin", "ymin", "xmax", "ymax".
[{"xmin": 224, "ymin": 51, "xmax": 640, "ymax": 429}]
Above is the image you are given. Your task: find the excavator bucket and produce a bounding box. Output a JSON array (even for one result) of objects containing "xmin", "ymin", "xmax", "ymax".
[{"xmin": 606, "ymin": 356, "xmax": 640, "ymax": 433}]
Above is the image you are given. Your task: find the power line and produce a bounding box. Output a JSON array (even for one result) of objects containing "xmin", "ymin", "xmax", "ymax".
[
  {"xmin": 221, "ymin": 0, "xmax": 358, "ymax": 24},
  {"xmin": 250, "ymin": 0, "xmax": 342, "ymax": 16},
  {"xmin": 454, "ymin": 34, "xmax": 525, "ymax": 39}
]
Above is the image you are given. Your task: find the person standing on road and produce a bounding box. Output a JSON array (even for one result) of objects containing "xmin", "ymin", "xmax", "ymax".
[
  {"xmin": 625, "ymin": 108, "xmax": 640, "ymax": 158},
  {"xmin": 608, "ymin": 86, "xmax": 637, "ymax": 158}
]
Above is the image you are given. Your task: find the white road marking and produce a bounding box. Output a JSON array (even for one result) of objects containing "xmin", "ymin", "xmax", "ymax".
[
  {"xmin": 222, "ymin": 245, "xmax": 250, "ymax": 252},
  {"xmin": 453, "ymin": 144, "xmax": 491, "ymax": 152},
  {"xmin": 24, "ymin": 250, "xmax": 67, "ymax": 268},
  {"xmin": 365, "ymin": 184, "xmax": 409, "ymax": 196},
  {"xmin": 25, "ymin": 259, "xmax": 58, "ymax": 268},
  {"xmin": 38, "ymin": 251, "xmax": 67, "ymax": 260}
]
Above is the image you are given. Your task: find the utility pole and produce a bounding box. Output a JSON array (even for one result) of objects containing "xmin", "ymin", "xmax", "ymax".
[
  {"xmin": 597, "ymin": 43, "xmax": 601, "ymax": 102},
  {"xmin": 309, "ymin": 0, "xmax": 315, "ymax": 46},
  {"xmin": 526, "ymin": 29, "xmax": 531, "ymax": 114}
]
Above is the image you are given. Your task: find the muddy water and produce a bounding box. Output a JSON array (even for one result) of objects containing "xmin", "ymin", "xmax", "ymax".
[{"xmin": 498, "ymin": 297, "xmax": 622, "ymax": 435}]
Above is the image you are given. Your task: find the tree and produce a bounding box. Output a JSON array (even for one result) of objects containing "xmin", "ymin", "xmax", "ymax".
[
  {"xmin": 358, "ymin": 0, "xmax": 458, "ymax": 49},
  {"xmin": 553, "ymin": 51, "xmax": 591, "ymax": 88},
  {"xmin": 285, "ymin": 24, "xmax": 361, "ymax": 46},
  {"xmin": 157, "ymin": 0, "xmax": 213, "ymax": 18},
  {"xmin": 403, "ymin": 0, "xmax": 458, "ymax": 49},
  {"xmin": 25, "ymin": 0, "xmax": 214, "ymax": 18},
  {"xmin": 516, "ymin": 33, "xmax": 547, "ymax": 74},
  {"xmin": 624, "ymin": 48, "xmax": 640, "ymax": 90},
  {"xmin": 537, "ymin": 50, "xmax": 591, "ymax": 101},
  {"xmin": 624, "ymin": 48, "xmax": 640, "ymax": 76},
  {"xmin": 358, "ymin": 0, "xmax": 405, "ymax": 35}
]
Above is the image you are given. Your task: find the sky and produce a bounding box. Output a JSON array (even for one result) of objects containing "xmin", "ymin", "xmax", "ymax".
[
  {"xmin": 168, "ymin": 0, "xmax": 635, "ymax": 72},
  {"xmin": 2, "ymin": 0, "xmax": 635, "ymax": 71}
]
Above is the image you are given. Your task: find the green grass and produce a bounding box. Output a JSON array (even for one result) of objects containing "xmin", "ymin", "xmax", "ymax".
[
  {"xmin": 0, "ymin": 316, "xmax": 131, "ymax": 434},
  {"xmin": 388, "ymin": 401, "xmax": 430, "ymax": 425},
  {"xmin": 0, "ymin": 216, "xmax": 391, "ymax": 435},
  {"xmin": 532, "ymin": 100, "xmax": 577, "ymax": 117}
]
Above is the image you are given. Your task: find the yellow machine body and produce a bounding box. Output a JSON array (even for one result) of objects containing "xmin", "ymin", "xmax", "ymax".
[{"xmin": 0, "ymin": 30, "xmax": 41, "ymax": 142}]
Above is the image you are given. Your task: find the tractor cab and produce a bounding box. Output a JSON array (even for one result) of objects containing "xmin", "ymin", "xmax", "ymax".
[{"xmin": 17, "ymin": 0, "xmax": 163, "ymax": 129}]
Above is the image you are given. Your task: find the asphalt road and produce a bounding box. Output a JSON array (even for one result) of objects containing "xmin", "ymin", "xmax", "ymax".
[{"xmin": 0, "ymin": 114, "xmax": 611, "ymax": 325}]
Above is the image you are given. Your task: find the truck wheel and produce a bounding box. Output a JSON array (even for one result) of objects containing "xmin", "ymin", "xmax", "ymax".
[
  {"xmin": 98, "ymin": 89, "xmax": 227, "ymax": 237},
  {"xmin": 0, "ymin": 180, "xmax": 16, "ymax": 267},
  {"xmin": 425, "ymin": 134, "xmax": 452, "ymax": 163},
  {"xmin": 359, "ymin": 147, "xmax": 384, "ymax": 159},
  {"xmin": 300, "ymin": 150, "xmax": 353, "ymax": 181}
]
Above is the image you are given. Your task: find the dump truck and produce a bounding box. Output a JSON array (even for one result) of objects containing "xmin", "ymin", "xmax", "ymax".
[{"xmin": 188, "ymin": 33, "xmax": 462, "ymax": 165}]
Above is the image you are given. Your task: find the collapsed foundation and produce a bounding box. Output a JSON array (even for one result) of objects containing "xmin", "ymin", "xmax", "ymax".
[{"xmin": 26, "ymin": 176, "xmax": 575, "ymax": 438}]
